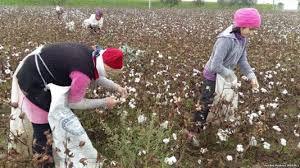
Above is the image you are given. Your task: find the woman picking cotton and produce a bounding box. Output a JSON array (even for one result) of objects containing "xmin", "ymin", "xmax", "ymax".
[
  {"xmin": 82, "ymin": 9, "xmax": 104, "ymax": 34},
  {"xmin": 194, "ymin": 8, "xmax": 261, "ymax": 128},
  {"xmin": 10, "ymin": 43, "xmax": 127, "ymax": 166}
]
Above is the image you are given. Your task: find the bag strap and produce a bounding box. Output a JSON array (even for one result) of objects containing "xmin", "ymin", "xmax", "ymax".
[{"xmin": 34, "ymin": 53, "xmax": 56, "ymax": 91}]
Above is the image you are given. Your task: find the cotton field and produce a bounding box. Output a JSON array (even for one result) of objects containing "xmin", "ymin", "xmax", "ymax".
[{"xmin": 0, "ymin": 6, "xmax": 299, "ymax": 167}]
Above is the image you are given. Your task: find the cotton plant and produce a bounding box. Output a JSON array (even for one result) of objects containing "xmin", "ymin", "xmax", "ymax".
[
  {"xmin": 65, "ymin": 21, "xmax": 75, "ymax": 32},
  {"xmin": 137, "ymin": 114, "xmax": 147, "ymax": 124},
  {"xmin": 120, "ymin": 44, "xmax": 144, "ymax": 63},
  {"xmin": 217, "ymin": 129, "xmax": 230, "ymax": 142},
  {"xmin": 248, "ymin": 112, "xmax": 259, "ymax": 125},
  {"xmin": 128, "ymin": 98, "xmax": 136, "ymax": 109}
]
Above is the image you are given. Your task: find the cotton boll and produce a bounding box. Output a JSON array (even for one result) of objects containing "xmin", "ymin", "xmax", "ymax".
[
  {"xmin": 4, "ymin": 69, "xmax": 11, "ymax": 74},
  {"xmin": 134, "ymin": 77, "xmax": 140, "ymax": 83},
  {"xmin": 217, "ymin": 129, "xmax": 229, "ymax": 142},
  {"xmin": 197, "ymin": 159, "xmax": 202, "ymax": 165},
  {"xmin": 249, "ymin": 136, "xmax": 257, "ymax": 146},
  {"xmin": 259, "ymin": 104, "xmax": 265, "ymax": 111},
  {"xmin": 163, "ymin": 138, "xmax": 170, "ymax": 144},
  {"xmin": 65, "ymin": 21, "xmax": 75, "ymax": 32},
  {"xmin": 110, "ymin": 161, "xmax": 117, "ymax": 166},
  {"xmin": 164, "ymin": 156, "xmax": 177, "ymax": 165},
  {"xmin": 200, "ymin": 148, "xmax": 208, "ymax": 154},
  {"xmin": 272, "ymin": 125, "xmax": 281, "ymax": 132},
  {"xmin": 280, "ymin": 138, "xmax": 287, "ymax": 146},
  {"xmin": 138, "ymin": 150, "xmax": 146, "ymax": 156},
  {"xmin": 160, "ymin": 121, "xmax": 169, "ymax": 129},
  {"xmin": 172, "ymin": 133, "xmax": 177, "ymax": 140},
  {"xmin": 263, "ymin": 142, "xmax": 271, "ymax": 150},
  {"xmin": 260, "ymin": 88, "xmax": 267, "ymax": 93},
  {"xmin": 236, "ymin": 144, "xmax": 244, "ymax": 152},
  {"xmin": 137, "ymin": 114, "xmax": 146, "ymax": 124},
  {"xmin": 281, "ymin": 89, "xmax": 288, "ymax": 95},
  {"xmin": 226, "ymin": 155, "xmax": 233, "ymax": 161}
]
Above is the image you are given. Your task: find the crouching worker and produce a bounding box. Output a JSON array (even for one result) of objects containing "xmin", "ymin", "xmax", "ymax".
[
  {"xmin": 10, "ymin": 42, "xmax": 127, "ymax": 167},
  {"xmin": 55, "ymin": 5, "xmax": 64, "ymax": 20},
  {"xmin": 194, "ymin": 8, "xmax": 261, "ymax": 129},
  {"xmin": 82, "ymin": 9, "xmax": 104, "ymax": 34}
]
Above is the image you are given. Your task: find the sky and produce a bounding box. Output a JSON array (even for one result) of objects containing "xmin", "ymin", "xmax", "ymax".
[{"xmin": 182, "ymin": 0, "xmax": 299, "ymax": 10}]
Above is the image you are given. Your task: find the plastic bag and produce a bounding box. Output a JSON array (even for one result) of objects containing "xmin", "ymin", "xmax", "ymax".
[
  {"xmin": 8, "ymin": 48, "xmax": 38, "ymax": 157},
  {"xmin": 47, "ymin": 83, "xmax": 101, "ymax": 168}
]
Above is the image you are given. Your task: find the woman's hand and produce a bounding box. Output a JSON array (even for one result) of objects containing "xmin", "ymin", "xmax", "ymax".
[
  {"xmin": 251, "ymin": 78, "xmax": 259, "ymax": 92},
  {"xmin": 225, "ymin": 73, "xmax": 237, "ymax": 83},
  {"xmin": 117, "ymin": 86, "xmax": 128, "ymax": 98},
  {"xmin": 105, "ymin": 97, "xmax": 119, "ymax": 109}
]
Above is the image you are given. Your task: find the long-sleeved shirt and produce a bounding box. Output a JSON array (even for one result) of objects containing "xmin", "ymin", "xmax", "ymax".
[
  {"xmin": 83, "ymin": 14, "xmax": 104, "ymax": 29},
  {"xmin": 16, "ymin": 43, "xmax": 118, "ymax": 124},
  {"xmin": 203, "ymin": 25, "xmax": 256, "ymax": 81}
]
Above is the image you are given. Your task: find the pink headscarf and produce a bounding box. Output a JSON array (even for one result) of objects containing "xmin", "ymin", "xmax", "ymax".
[{"xmin": 233, "ymin": 8, "xmax": 261, "ymax": 28}]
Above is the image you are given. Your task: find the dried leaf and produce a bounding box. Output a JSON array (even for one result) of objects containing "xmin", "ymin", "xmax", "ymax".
[
  {"xmin": 68, "ymin": 162, "xmax": 74, "ymax": 168},
  {"xmin": 79, "ymin": 141, "xmax": 85, "ymax": 148},
  {"xmin": 79, "ymin": 158, "xmax": 87, "ymax": 166},
  {"xmin": 55, "ymin": 147, "xmax": 61, "ymax": 153},
  {"xmin": 18, "ymin": 112, "xmax": 25, "ymax": 120},
  {"xmin": 64, "ymin": 148, "xmax": 74, "ymax": 158}
]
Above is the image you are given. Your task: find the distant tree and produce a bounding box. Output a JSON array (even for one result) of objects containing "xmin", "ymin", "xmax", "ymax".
[
  {"xmin": 51, "ymin": 0, "xmax": 66, "ymax": 5},
  {"xmin": 217, "ymin": 0, "xmax": 257, "ymax": 6},
  {"xmin": 194, "ymin": 0, "xmax": 204, "ymax": 6},
  {"xmin": 160, "ymin": 0, "xmax": 181, "ymax": 6},
  {"xmin": 277, "ymin": 2, "xmax": 284, "ymax": 10},
  {"xmin": 229, "ymin": 0, "xmax": 256, "ymax": 5},
  {"xmin": 217, "ymin": 0, "xmax": 226, "ymax": 6}
]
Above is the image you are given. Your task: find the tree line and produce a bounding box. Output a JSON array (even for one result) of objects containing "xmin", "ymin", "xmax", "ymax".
[{"xmin": 160, "ymin": 0, "xmax": 258, "ymax": 6}]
